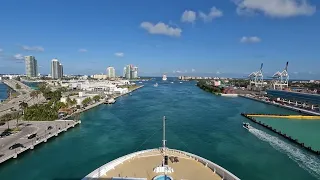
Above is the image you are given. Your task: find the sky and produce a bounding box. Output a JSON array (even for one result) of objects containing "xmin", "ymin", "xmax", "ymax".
[{"xmin": 0, "ymin": 0, "xmax": 319, "ymax": 79}]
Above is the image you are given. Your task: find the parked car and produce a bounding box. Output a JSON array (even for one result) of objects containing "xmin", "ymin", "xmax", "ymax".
[
  {"xmin": 9, "ymin": 143, "xmax": 25, "ymax": 150},
  {"xmin": 47, "ymin": 126, "xmax": 53, "ymax": 130},
  {"xmin": 27, "ymin": 133, "xmax": 37, "ymax": 139},
  {"xmin": 0, "ymin": 131, "xmax": 12, "ymax": 138}
]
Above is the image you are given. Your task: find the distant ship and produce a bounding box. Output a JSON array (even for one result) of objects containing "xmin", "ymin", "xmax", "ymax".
[
  {"xmin": 162, "ymin": 74, "xmax": 167, "ymax": 81},
  {"xmin": 82, "ymin": 116, "xmax": 240, "ymax": 180}
]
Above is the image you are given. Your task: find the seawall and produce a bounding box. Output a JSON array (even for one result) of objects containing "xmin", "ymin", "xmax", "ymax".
[{"xmin": 241, "ymin": 113, "xmax": 320, "ymax": 155}]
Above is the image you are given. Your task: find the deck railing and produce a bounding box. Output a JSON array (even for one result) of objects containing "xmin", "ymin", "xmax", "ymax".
[{"xmin": 82, "ymin": 148, "xmax": 240, "ymax": 180}]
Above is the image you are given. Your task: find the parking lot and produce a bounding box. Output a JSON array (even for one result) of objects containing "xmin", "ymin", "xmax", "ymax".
[{"xmin": 0, "ymin": 120, "xmax": 76, "ymax": 159}]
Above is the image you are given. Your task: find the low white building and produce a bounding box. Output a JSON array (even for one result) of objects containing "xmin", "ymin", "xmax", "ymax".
[
  {"xmin": 114, "ymin": 87, "xmax": 129, "ymax": 94},
  {"xmin": 60, "ymin": 92, "xmax": 100, "ymax": 106}
]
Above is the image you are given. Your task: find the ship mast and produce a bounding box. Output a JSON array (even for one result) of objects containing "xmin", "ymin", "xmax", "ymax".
[{"xmin": 162, "ymin": 116, "xmax": 166, "ymax": 151}]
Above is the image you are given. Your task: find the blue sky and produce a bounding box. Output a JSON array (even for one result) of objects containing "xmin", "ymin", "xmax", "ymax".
[{"xmin": 0, "ymin": 0, "xmax": 319, "ymax": 79}]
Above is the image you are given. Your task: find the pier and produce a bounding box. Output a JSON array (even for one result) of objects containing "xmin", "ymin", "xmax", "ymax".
[
  {"xmin": 246, "ymin": 114, "xmax": 320, "ymax": 120},
  {"xmin": 0, "ymin": 120, "xmax": 81, "ymax": 164},
  {"xmin": 241, "ymin": 113, "xmax": 320, "ymax": 155},
  {"xmin": 239, "ymin": 94, "xmax": 320, "ymax": 116}
]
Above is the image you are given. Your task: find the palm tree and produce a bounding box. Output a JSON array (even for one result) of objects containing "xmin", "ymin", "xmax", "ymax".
[
  {"xmin": 30, "ymin": 91, "xmax": 38, "ymax": 99},
  {"xmin": 19, "ymin": 101, "xmax": 28, "ymax": 110},
  {"xmin": 1, "ymin": 113, "xmax": 12, "ymax": 129}
]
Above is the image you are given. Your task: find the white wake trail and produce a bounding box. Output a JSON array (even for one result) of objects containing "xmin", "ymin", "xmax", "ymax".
[{"xmin": 249, "ymin": 128, "xmax": 320, "ymax": 179}]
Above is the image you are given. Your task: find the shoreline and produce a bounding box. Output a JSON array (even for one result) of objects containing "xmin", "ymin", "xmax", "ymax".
[
  {"xmin": 73, "ymin": 85, "xmax": 144, "ymax": 115},
  {"xmin": 0, "ymin": 85, "xmax": 144, "ymax": 164}
]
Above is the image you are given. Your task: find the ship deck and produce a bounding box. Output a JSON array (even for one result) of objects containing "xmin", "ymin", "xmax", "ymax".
[{"xmin": 100, "ymin": 149, "xmax": 222, "ymax": 180}]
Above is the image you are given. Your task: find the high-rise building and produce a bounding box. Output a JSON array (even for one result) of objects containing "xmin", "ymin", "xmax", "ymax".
[
  {"xmin": 51, "ymin": 58, "xmax": 63, "ymax": 79},
  {"xmin": 107, "ymin": 67, "xmax": 116, "ymax": 78},
  {"xmin": 131, "ymin": 66, "xmax": 138, "ymax": 79},
  {"xmin": 25, "ymin": 56, "xmax": 38, "ymax": 77},
  {"xmin": 123, "ymin": 67, "xmax": 126, "ymax": 78},
  {"xmin": 123, "ymin": 65, "xmax": 138, "ymax": 79},
  {"xmin": 125, "ymin": 65, "xmax": 131, "ymax": 79},
  {"xmin": 58, "ymin": 63, "xmax": 63, "ymax": 78}
]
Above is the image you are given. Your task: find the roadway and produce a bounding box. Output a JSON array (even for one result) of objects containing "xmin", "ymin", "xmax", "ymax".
[{"xmin": 0, "ymin": 79, "xmax": 46, "ymax": 116}]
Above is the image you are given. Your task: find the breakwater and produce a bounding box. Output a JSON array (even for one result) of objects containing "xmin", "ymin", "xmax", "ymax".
[{"xmin": 241, "ymin": 113, "xmax": 320, "ymax": 155}]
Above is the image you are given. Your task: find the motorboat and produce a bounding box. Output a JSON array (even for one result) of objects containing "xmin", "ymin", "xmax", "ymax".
[
  {"xmin": 162, "ymin": 74, "xmax": 167, "ymax": 81},
  {"xmin": 243, "ymin": 122, "xmax": 251, "ymax": 130},
  {"xmin": 154, "ymin": 83, "xmax": 158, "ymax": 87}
]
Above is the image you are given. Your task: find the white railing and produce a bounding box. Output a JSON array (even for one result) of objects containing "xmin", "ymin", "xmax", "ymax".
[
  {"xmin": 167, "ymin": 149, "xmax": 240, "ymax": 180},
  {"xmin": 82, "ymin": 148, "xmax": 240, "ymax": 180}
]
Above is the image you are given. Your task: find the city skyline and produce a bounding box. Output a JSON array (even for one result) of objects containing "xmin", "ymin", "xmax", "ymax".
[{"xmin": 0, "ymin": 0, "xmax": 320, "ymax": 79}]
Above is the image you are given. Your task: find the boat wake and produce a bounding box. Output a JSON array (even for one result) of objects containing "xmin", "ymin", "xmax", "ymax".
[{"xmin": 249, "ymin": 128, "xmax": 320, "ymax": 179}]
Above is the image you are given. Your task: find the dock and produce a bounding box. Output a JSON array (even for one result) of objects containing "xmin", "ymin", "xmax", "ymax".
[
  {"xmin": 0, "ymin": 120, "xmax": 81, "ymax": 164},
  {"xmin": 239, "ymin": 95, "xmax": 320, "ymax": 116},
  {"xmin": 246, "ymin": 114, "xmax": 320, "ymax": 120},
  {"xmin": 241, "ymin": 113, "xmax": 320, "ymax": 155}
]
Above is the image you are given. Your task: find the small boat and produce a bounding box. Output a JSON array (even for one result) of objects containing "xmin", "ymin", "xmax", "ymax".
[
  {"xmin": 170, "ymin": 82, "xmax": 174, "ymax": 84},
  {"xmin": 105, "ymin": 98, "xmax": 116, "ymax": 104},
  {"xmin": 154, "ymin": 83, "xmax": 158, "ymax": 87},
  {"xmin": 179, "ymin": 82, "xmax": 183, "ymax": 84},
  {"xmin": 162, "ymin": 74, "xmax": 167, "ymax": 81},
  {"xmin": 243, "ymin": 122, "xmax": 251, "ymax": 130},
  {"xmin": 139, "ymin": 82, "xmax": 142, "ymax": 84}
]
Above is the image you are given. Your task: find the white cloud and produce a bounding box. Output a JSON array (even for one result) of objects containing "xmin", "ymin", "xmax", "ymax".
[
  {"xmin": 181, "ymin": 10, "xmax": 197, "ymax": 23},
  {"xmin": 114, "ymin": 52, "xmax": 124, "ymax": 57},
  {"xmin": 0, "ymin": 49, "xmax": 3, "ymax": 52},
  {"xmin": 14, "ymin": 54, "xmax": 24, "ymax": 60},
  {"xmin": 240, "ymin": 36, "xmax": 261, "ymax": 43},
  {"xmin": 191, "ymin": 69, "xmax": 196, "ymax": 72},
  {"xmin": 235, "ymin": 0, "xmax": 316, "ymax": 18},
  {"xmin": 140, "ymin": 22, "xmax": 182, "ymax": 37},
  {"xmin": 22, "ymin": 45, "xmax": 44, "ymax": 52},
  {"xmin": 78, "ymin": 49, "xmax": 87, "ymax": 52},
  {"xmin": 199, "ymin": 7, "xmax": 223, "ymax": 22}
]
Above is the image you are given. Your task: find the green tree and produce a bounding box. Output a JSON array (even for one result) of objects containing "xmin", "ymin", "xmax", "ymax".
[
  {"xmin": 19, "ymin": 101, "xmax": 28, "ymax": 109},
  {"xmin": 54, "ymin": 101, "xmax": 67, "ymax": 110},
  {"xmin": 82, "ymin": 97, "xmax": 92, "ymax": 106},
  {"xmin": 30, "ymin": 91, "xmax": 38, "ymax": 99},
  {"xmin": 0, "ymin": 113, "xmax": 12, "ymax": 129},
  {"xmin": 71, "ymin": 99, "xmax": 77, "ymax": 106},
  {"xmin": 15, "ymin": 83, "xmax": 21, "ymax": 89},
  {"xmin": 66, "ymin": 96, "xmax": 72, "ymax": 107},
  {"xmin": 93, "ymin": 95, "xmax": 101, "ymax": 102}
]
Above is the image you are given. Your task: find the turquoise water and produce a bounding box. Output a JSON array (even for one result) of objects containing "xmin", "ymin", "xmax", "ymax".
[
  {"xmin": 254, "ymin": 117, "xmax": 320, "ymax": 151},
  {"xmin": 22, "ymin": 82, "xmax": 39, "ymax": 90},
  {"xmin": 0, "ymin": 79, "xmax": 319, "ymax": 180},
  {"xmin": 0, "ymin": 83, "xmax": 8, "ymax": 100}
]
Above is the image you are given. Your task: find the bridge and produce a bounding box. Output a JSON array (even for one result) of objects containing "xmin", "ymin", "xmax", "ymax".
[{"xmin": 2, "ymin": 79, "xmax": 32, "ymax": 94}]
